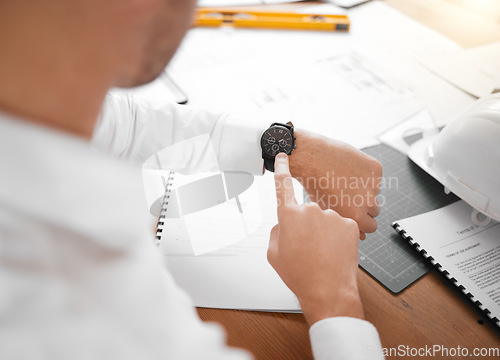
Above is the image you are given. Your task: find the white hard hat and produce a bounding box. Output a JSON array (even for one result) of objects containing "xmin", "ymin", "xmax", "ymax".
[{"xmin": 409, "ymin": 93, "xmax": 500, "ymax": 224}]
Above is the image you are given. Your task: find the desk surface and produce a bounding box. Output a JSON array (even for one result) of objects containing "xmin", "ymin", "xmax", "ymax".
[{"xmin": 197, "ymin": 1, "xmax": 500, "ymax": 359}]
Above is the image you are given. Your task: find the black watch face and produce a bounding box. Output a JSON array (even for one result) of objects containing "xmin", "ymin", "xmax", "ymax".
[{"xmin": 261, "ymin": 126, "xmax": 293, "ymax": 157}]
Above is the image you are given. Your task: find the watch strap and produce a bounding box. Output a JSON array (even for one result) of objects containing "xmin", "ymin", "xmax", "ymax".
[{"xmin": 263, "ymin": 157, "xmax": 275, "ymax": 172}]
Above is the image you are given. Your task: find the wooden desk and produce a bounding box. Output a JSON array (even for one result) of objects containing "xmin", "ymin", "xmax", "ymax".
[{"xmin": 197, "ymin": 1, "xmax": 500, "ymax": 359}]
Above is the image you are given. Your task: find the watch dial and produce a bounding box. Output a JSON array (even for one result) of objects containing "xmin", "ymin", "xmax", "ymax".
[{"xmin": 261, "ymin": 126, "xmax": 293, "ymax": 157}]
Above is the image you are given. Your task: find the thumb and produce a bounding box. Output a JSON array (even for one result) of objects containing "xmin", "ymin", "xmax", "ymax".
[
  {"xmin": 267, "ymin": 224, "xmax": 280, "ymax": 265},
  {"xmin": 270, "ymin": 224, "xmax": 279, "ymax": 239}
]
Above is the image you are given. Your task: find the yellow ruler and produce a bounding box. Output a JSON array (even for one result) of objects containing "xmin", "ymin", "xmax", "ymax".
[{"xmin": 194, "ymin": 8, "xmax": 350, "ymax": 32}]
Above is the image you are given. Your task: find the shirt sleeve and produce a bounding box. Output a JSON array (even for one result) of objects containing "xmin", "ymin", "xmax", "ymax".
[
  {"xmin": 91, "ymin": 90, "xmax": 266, "ymax": 175},
  {"xmin": 309, "ymin": 317, "xmax": 385, "ymax": 360}
]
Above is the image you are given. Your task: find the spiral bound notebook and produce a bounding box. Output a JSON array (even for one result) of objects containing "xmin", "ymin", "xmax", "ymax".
[
  {"xmin": 154, "ymin": 171, "xmax": 175, "ymax": 247},
  {"xmin": 152, "ymin": 170, "xmax": 302, "ymax": 311},
  {"xmin": 392, "ymin": 200, "xmax": 500, "ymax": 328}
]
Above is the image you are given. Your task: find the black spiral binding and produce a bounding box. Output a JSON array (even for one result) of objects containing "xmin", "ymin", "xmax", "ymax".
[
  {"xmin": 154, "ymin": 172, "xmax": 175, "ymax": 247},
  {"xmin": 392, "ymin": 222, "xmax": 500, "ymax": 327}
]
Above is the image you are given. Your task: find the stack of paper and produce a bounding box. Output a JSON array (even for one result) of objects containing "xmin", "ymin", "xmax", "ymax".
[{"xmin": 393, "ymin": 201, "xmax": 500, "ymax": 328}]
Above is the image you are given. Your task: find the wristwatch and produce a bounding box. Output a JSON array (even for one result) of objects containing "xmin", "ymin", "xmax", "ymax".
[{"xmin": 260, "ymin": 122, "xmax": 296, "ymax": 172}]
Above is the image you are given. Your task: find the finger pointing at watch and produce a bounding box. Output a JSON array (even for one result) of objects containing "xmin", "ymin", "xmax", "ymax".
[
  {"xmin": 274, "ymin": 153, "xmax": 298, "ymax": 212},
  {"xmin": 268, "ymin": 152, "xmax": 364, "ymax": 326}
]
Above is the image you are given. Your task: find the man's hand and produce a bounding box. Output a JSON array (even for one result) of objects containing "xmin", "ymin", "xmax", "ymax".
[
  {"xmin": 268, "ymin": 153, "xmax": 364, "ymax": 326},
  {"xmin": 289, "ymin": 130, "xmax": 382, "ymax": 240}
]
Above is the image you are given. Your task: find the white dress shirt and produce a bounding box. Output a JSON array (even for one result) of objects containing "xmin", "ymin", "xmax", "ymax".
[{"xmin": 0, "ymin": 91, "xmax": 385, "ymax": 359}]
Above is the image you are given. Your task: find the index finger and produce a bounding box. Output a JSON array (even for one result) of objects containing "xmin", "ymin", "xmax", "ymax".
[{"xmin": 274, "ymin": 153, "xmax": 298, "ymax": 211}]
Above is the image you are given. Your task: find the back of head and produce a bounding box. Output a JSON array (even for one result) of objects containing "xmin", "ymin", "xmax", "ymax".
[{"xmin": 0, "ymin": 0, "xmax": 197, "ymax": 136}]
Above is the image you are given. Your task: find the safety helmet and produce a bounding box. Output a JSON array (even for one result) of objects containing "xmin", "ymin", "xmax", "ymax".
[{"xmin": 409, "ymin": 93, "xmax": 500, "ymax": 224}]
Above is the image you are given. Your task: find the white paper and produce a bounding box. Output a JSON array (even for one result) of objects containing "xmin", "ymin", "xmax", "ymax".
[
  {"xmin": 378, "ymin": 110, "xmax": 436, "ymax": 155},
  {"xmin": 160, "ymin": 171, "xmax": 304, "ymax": 256},
  {"xmin": 395, "ymin": 201, "xmax": 500, "ymax": 323},
  {"xmin": 169, "ymin": 2, "xmax": 479, "ymax": 150},
  {"xmin": 303, "ymin": 3, "xmax": 476, "ymax": 123},
  {"xmin": 165, "ymin": 255, "xmax": 301, "ymax": 311},
  {"xmin": 467, "ymin": 41, "xmax": 500, "ymax": 90},
  {"xmin": 181, "ymin": 174, "xmax": 264, "ymax": 256},
  {"xmin": 168, "ymin": 24, "xmax": 423, "ymax": 149},
  {"xmin": 159, "ymin": 172, "xmax": 305, "ymax": 311},
  {"xmin": 418, "ymin": 48, "xmax": 496, "ymax": 98},
  {"xmin": 344, "ymin": 4, "xmax": 496, "ymax": 98},
  {"xmin": 324, "ymin": 0, "xmax": 371, "ymax": 8},
  {"xmin": 339, "ymin": 1, "xmax": 477, "ymax": 121}
]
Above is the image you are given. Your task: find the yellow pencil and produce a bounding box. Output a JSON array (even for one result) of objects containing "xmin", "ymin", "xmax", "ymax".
[{"xmin": 194, "ymin": 8, "xmax": 350, "ymax": 32}]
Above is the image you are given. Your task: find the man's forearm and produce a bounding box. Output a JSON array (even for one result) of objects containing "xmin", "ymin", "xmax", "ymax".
[{"xmin": 92, "ymin": 91, "xmax": 267, "ymax": 174}]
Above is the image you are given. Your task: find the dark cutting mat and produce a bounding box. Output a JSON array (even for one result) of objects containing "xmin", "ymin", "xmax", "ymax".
[{"xmin": 359, "ymin": 143, "xmax": 459, "ymax": 293}]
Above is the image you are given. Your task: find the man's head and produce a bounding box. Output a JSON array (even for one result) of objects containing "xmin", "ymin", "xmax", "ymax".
[
  {"xmin": 0, "ymin": 0, "xmax": 197, "ymax": 135},
  {"xmin": 102, "ymin": 0, "xmax": 198, "ymax": 87},
  {"xmin": 62, "ymin": 0, "xmax": 197, "ymax": 87}
]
